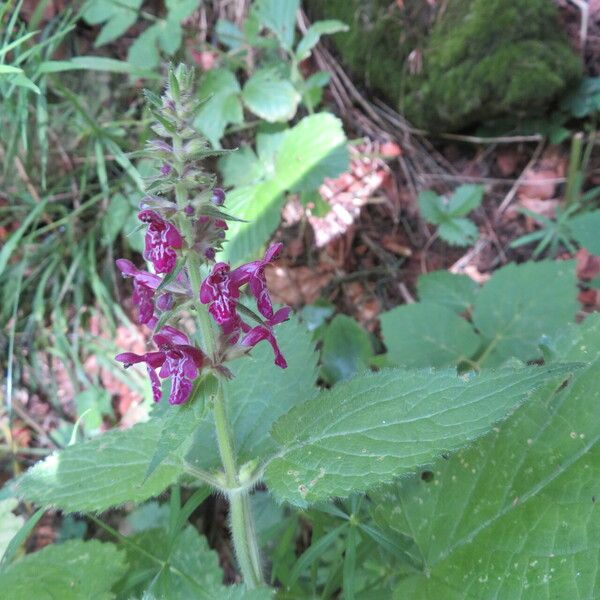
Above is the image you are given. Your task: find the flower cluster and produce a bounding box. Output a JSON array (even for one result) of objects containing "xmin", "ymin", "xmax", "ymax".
[
  {"xmin": 201, "ymin": 243, "xmax": 290, "ymax": 368},
  {"xmin": 115, "ymin": 65, "xmax": 289, "ymax": 405}
]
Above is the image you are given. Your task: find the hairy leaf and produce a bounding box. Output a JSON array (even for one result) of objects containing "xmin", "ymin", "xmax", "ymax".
[
  {"xmin": 17, "ymin": 420, "xmax": 183, "ymax": 512},
  {"xmin": 0, "ymin": 540, "xmax": 126, "ymax": 599},
  {"xmin": 381, "ymin": 356, "xmax": 600, "ymax": 599},
  {"xmin": 264, "ymin": 364, "xmax": 574, "ymax": 506},
  {"xmin": 186, "ymin": 318, "xmax": 318, "ymax": 471}
]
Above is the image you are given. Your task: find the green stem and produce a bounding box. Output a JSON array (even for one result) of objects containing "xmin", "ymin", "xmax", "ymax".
[{"xmin": 213, "ymin": 381, "xmax": 264, "ymax": 588}]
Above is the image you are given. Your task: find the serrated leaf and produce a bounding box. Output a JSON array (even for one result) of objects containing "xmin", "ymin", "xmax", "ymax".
[
  {"xmin": 380, "ymin": 303, "xmax": 481, "ymax": 368},
  {"xmin": 255, "ymin": 0, "xmax": 299, "ymax": 50},
  {"xmin": 446, "ymin": 184, "xmax": 484, "ymax": 217},
  {"xmin": 17, "ymin": 420, "xmax": 183, "ymax": 512},
  {"xmin": 416, "ymin": 271, "xmax": 478, "ymax": 314},
  {"xmin": 242, "ymin": 70, "xmax": 300, "ymax": 122},
  {"xmin": 222, "ymin": 113, "xmax": 347, "ymax": 264},
  {"xmin": 274, "ymin": 112, "xmax": 348, "ymax": 193},
  {"xmin": 0, "ymin": 499, "xmax": 24, "ymax": 559},
  {"xmin": 185, "ymin": 318, "xmax": 317, "ymax": 471},
  {"xmin": 418, "ymin": 190, "xmax": 445, "ymax": 225},
  {"xmin": 382, "ymin": 355, "xmax": 600, "ymax": 599},
  {"xmin": 320, "ymin": 315, "xmax": 374, "ymax": 384},
  {"xmin": 472, "ymin": 260, "xmax": 578, "ymax": 367},
  {"xmin": 264, "ymin": 364, "xmax": 574, "ymax": 506},
  {"xmin": 0, "ymin": 540, "xmax": 126, "ymax": 600},
  {"xmin": 569, "ymin": 209, "xmax": 600, "ymax": 254},
  {"xmin": 438, "ymin": 218, "xmax": 479, "ymax": 246},
  {"xmin": 295, "ymin": 19, "xmax": 349, "ymax": 61}
]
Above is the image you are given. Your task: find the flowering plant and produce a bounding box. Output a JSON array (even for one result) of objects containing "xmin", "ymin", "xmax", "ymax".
[{"xmin": 7, "ymin": 66, "xmax": 591, "ymax": 599}]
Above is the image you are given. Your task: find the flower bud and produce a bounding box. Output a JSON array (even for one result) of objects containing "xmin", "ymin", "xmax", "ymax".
[{"xmin": 211, "ymin": 187, "xmax": 226, "ymax": 206}]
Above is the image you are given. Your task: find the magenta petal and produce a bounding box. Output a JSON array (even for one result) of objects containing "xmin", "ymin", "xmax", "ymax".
[
  {"xmin": 116, "ymin": 258, "xmax": 137, "ymax": 277},
  {"xmin": 180, "ymin": 345, "xmax": 205, "ymax": 369},
  {"xmin": 115, "ymin": 352, "xmax": 146, "ymax": 366},
  {"xmin": 250, "ymin": 276, "xmax": 273, "ymax": 318},
  {"xmin": 147, "ymin": 366, "xmax": 162, "ymax": 402},
  {"xmin": 264, "ymin": 242, "xmax": 283, "ymax": 263},
  {"xmin": 169, "ymin": 375, "xmax": 193, "ymax": 405},
  {"xmin": 154, "ymin": 326, "xmax": 189, "ymax": 347}
]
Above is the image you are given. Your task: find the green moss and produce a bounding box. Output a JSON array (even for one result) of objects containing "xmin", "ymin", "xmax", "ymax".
[
  {"xmin": 306, "ymin": 0, "xmax": 582, "ymax": 132},
  {"xmin": 305, "ymin": 0, "xmax": 430, "ymax": 103}
]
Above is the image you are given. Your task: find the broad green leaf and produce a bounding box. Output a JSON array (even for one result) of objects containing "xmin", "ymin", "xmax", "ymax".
[
  {"xmin": 219, "ymin": 146, "xmax": 265, "ymax": 187},
  {"xmin": 221, "ymin": 182, "xmax": 284, "ymax": 265},
  {"xmin": 102, "ymin": 192, "xmax": 133, "ymax": 246},
  {"xmin": 186, "ymin": 318, "xmax": 317, "ymax": 471},
  {"xmin": 165, "ymin": 0, "xmax": 199, "ymax": 23},
  {"xmin": 416, "ymin": 271, "xmax": 478, "ymax": 314},
  {"xmin": 222, "ymin": 113, "xmax": 347, "ymax": 264},
  {"xmin": 144, "ymin": 378, "xmax": 212, "ymax": 481},
  {"xmin": 447, "ymin": 184, "xmax": 484, "ymax": 217},
  {"xmin": 383, "ymin": 356, "xmax": 600, "ymax": 599},
  {"xmin": 242, "ymin": 69, "xmax": 300, "ymax": 122},
  {"xmin": 216, "ymin": 18, "xmax": 244, "ymax": 49},
  {"xmin": 128, "ymin": 25, "xmax": 160, "ymax": 69},
  {"xmin": 380, "ymin": 303, "xmax": 481, "ymax": 368},
  {"xmin": 569, "ymin": 209, "xmax": 600, "ymax": 254},
  {"xmin": 0, "ymin": 499, "xmax": 24, "ymax": 559},
  {"xmin": 264, "ymin": 364, "xmax": 573, "ymax": 506},
  {"xmin": 0, "ymin": 540, "xmax": 126, "ymax": 599},
  {"xmin": 82, "ymin": 0, "xmax": 143, "ymax": 47},
  {"xmin": 418, "ymin": 190, "xmax": 445, "ymax": 225},
  {"xmin": 255, "ymin": 0, "xmax": 300, "ymax": 50},
  {"xmin": 473, "ymin": 260, "xmax": 578, "ymax": 366},
  {"xmin": 119, "ymin": 525, "xmax": 274, "ymax": 599},
  {"xmin": 320, "ymin": 315, "xmax": 374, "ymax": 384},
  {"xmin": 295, "ymin": 20, "xmax": 349, "ymax": 62},
  {"xmin": 274, "ymin": 112, "xmax": 348, "ymax": 193},
  {"xmin": 17, "ymin": 420, "xmax": 183, "ymax": 512},
  {"xmin": 73, "ymin": 386, "xmax": 112, "ymax": 431},
  {"xmin": 438, "ymin": 218, "xmax": 479, "ymax": 246},
  {"xmin": 195, "ymin": 68, "xmax": 243, "ymax": 147}
]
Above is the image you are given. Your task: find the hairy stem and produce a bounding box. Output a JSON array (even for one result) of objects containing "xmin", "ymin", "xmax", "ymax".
[{"xmin": 213, "ymin": 380, "xmax": 264, "ymax": 588}]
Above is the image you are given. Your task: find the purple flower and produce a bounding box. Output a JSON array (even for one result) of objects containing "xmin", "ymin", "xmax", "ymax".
[
  {"xmin": 200, "ymin": 262, "xmax": 241, "ymax": 326},
  {"xmin": 231, "ymin": 243, "xmax": 283, "ymax": 318},
  {"xmin": 138, "ymin": 209, "xmax": 183, "ymax": 274},
  {"xmin": 116, "ymin": 326, "xmax": 205, "ymax": 405},
  {"xmin": 160, "ymin": 163, "xmax": 172, "ymax": 176},
  {"xmin": 116, "ymin": 259, "xmax": 162, "ymax": 325},
  {"xmin": 241, "ymin": 307, "xmax": 291, "ymax": 368}
]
